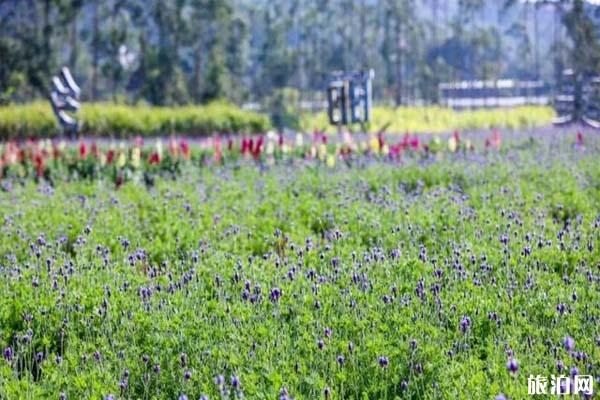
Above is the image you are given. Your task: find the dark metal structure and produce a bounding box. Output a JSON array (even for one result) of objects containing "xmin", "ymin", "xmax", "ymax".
[
  {"xmin": 327, "ymin": 70, "xmax": 374, "ymax": 126},
  {"xmin": 553, "ymin": 69, "xmax": 600, "ymax": 128},
  {"xmin": 49, "ymin": 67, "xmax": 81, "ymax": 136}
]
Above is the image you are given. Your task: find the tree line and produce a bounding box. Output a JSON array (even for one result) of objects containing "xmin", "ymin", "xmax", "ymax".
[{"xmin": 0, "ymin": 0, "xmax": 599, "ymax": 107}]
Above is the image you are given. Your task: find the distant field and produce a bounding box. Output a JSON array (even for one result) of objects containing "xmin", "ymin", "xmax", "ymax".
[
  {"xmin": 0, "ymin": 102, "xmax": 271, "ymax": 139},
  {"xmin": 0, "ymin": 102, "xmax": 555, "ymax": 139},
  {"xmin": 302, "ymin": 106, "xmax": 556, "ymax": 134}
]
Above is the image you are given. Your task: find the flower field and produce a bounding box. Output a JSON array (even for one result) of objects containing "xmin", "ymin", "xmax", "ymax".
[{"xmin": 0, "ymin": 128, "xmax": 599, "ymax": 399}]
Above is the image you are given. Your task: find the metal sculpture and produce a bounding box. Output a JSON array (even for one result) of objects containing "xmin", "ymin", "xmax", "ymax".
[{"xmin": 49, "ymin": 67, "xmax": 81, "ymax": 136}]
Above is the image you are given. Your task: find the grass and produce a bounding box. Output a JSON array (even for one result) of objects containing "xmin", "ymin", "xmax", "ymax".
[{"xmin": 0, "ymin": 130, "xmax": 598, "ymax": 399}]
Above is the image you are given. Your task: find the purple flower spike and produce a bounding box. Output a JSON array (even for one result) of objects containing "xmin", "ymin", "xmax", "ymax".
[
  {"xmin": 3, "ymin": 347, "xmax": 13, "ymax": 362},
  {"xmin": 563, "ymin": 336, "xmax": 575, "ymax": 352},
  {"xmin": 231, "ymin": 375, "xmax": 240, "ymax": 389},
  {"xmin": 270, "ymin": 287, "xmax": 282, "ymax": 302},
  {"xmin": 378, "ymin": 356, "xmax": 389, "ymax": 368},
  {"xmin": 459, "ymin": 316, "xmax": 471, "ymax": 333},
  {"xmin": 506, "ymin": 358, "xmax": 519, "ymax": 373}
]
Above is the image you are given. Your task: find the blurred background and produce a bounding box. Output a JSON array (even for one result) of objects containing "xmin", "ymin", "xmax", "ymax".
[{"xmin": 0, "ymin": 0, "xmax": 599, "ymax": 134}]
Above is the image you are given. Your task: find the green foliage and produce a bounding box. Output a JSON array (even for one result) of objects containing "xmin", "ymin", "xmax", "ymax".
[
  {"xmin": 267, "ymin": 88, "xmax": 302, "ymax": 131},
  {"xmin": 0, "ymin": 133, "xmax": 599, "ymax": 399},
  {"xmin": 1, "ymin": 1, "xmax": 595, "ymax": 105},
  {"xmin": 0, "ymin": 101, "xmax": 270, "ymax": 139}
]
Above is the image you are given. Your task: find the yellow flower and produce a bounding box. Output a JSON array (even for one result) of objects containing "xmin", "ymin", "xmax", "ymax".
[
  {"xmin": 326, "ymin": 154, "xmax": 336, "ymax": 168},
  {"xmin": 381, "ymin": 144, "xmax": 389, "ymax": 155},
  {"xmin": 117, "ymin": 152, "xmax": 126, "ymax": 168},
  {"xmin": 318, "ymin": 143, "xmax": 327, "ymax": 160},
  {"xmin": 155, "ymin": 139, "xmax": 163, "ymax": 158},
  {"xmin": 369, "ymin": 136, "xmax": 380, "ymax": 153},
  {"xmin": 266, "ymin": 141, "xmax": 275, "ymax": 155},
  {"xmin": 131, "ymin": 147, "xmax": 141, "ymax": 168},
  {"xmin": 448, "ymin": 136, "xmax": 458, "ymax": 153}
]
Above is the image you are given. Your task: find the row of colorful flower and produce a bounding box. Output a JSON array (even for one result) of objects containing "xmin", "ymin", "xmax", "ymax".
[{"xmin": 0, "ymin": 129, "xmax": 584, "ymax": 184}]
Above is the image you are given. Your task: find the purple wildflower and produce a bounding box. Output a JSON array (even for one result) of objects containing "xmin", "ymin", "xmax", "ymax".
[
  {"xmin": 378, "ymin": 356, "xmax": 389, "ymax": 368},
  {"xmin": 563, "ymin": 336, "xmax": 575, "ymax": 352},
  {"xmin": 3, "ymin": 347, "xmax": 13, "ymax": 362},
  {"xmin": 506, "ymin": 358, "xmax": 519, "ymax": 373},
  {"xmin": 231, "ymin": 375, "xmax": 240, "ymax": 389},
  {"xmin": 459, "ymin": 316, "xmax": 471, "ymax": 333},
  {"xmin": 270, "ymin": 287, "xmax": 282, "ymax": 302}
]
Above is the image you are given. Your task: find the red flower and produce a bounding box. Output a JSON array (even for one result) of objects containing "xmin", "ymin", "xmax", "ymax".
[
  {"xmin": 486, "ymin": 129, "xmax": 501, "ymax": 150},
  {"xmin": 377, "ymin": 132, "xmax": 385, "ymax": 150},
  {"xmin": 33, "ymin": 152, "xmax": 45, "ymax": 177},
  {"xmin": 79, "ymin": 141, "xmax": 88, "ymax": 159},
  {"xmin": 390, "ymin": 144, "xmax": 403, "ymax": 159},
  {"xmin": 252, "ymin": 136, "xmax": 264, "ymax": 159},
  {"xmin": 148, "ymin": 152, "xmax": 161, "ymax": 165},
  {"xmin": 180, "ymin": 140, "xmax": 190, "ymax": 160},
  {"xmin": 453, "ymin": 130, "xmax": 461, "ymax": 143},
  {"xmin": 106, "ymin": 149, "xmax": 115, "ymax": 164},
  {"xmin": 409, "ymin": 136, "xmax": 420, "ymax": 151}
]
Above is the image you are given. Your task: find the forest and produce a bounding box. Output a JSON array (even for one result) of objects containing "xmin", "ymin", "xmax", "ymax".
[{"xmin": 1, "ymin": 0, "xmax": 600, "ymax": 108}]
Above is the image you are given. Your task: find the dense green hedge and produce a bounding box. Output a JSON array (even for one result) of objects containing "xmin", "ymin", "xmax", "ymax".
[{"xmin": 0, "ymin": 101, "xmax": 271, "ymax": 139}]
